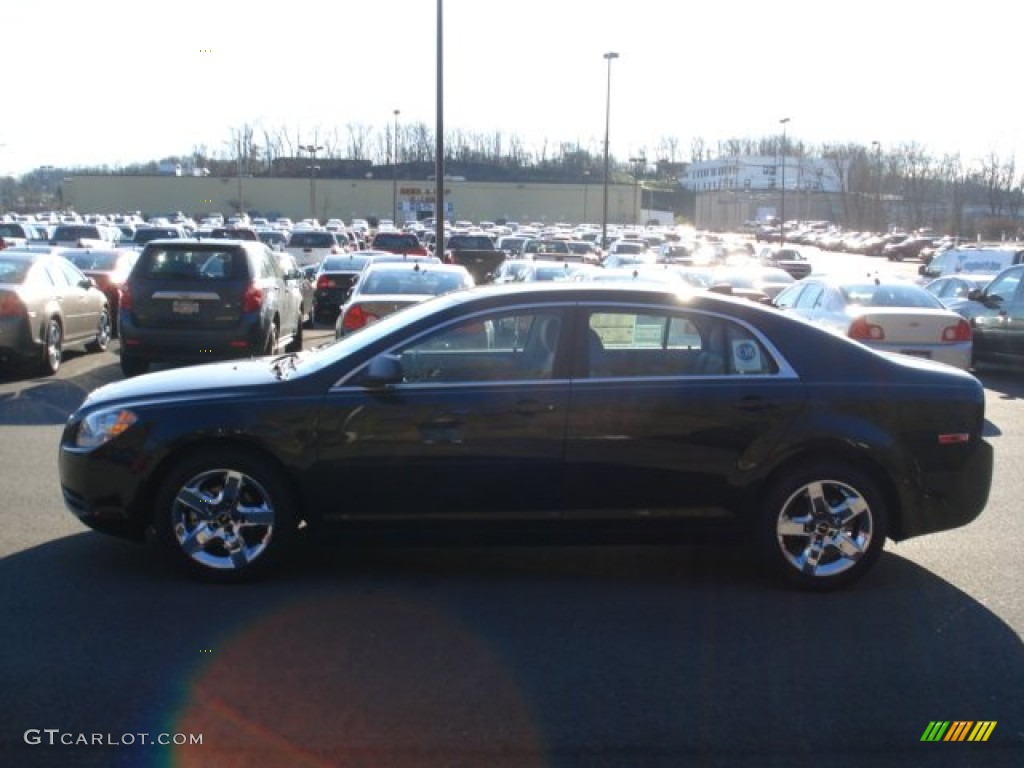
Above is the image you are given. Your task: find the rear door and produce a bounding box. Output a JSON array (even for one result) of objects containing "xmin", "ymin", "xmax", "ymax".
[{"xmin": 565, "ymin": 304, "xmax": 806, "ymax": 518}]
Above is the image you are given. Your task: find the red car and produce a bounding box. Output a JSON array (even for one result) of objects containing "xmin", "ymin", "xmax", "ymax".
[
  {"xmin": 370, "ymin": 231, "xmax": 428, "ymax": 257},
  {"xmin": 62, "ymin": 248, "xmax": 139, "ymax": 337}
]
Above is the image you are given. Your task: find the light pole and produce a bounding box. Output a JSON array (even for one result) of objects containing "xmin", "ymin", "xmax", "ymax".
[
  {"xmin": 300, "ymin": 144, "xmax": 323, "ymax": 224},
  {"xmin": 601, "ymin": 51, "xmax": 619, "ymax": 253},
  {"xmin": 872, "ymin": 140, "xmax": 882, "ymax": 232},
  {"xmin": 392, "ymin": 109, "xmax": 400, "ymax": 224},
  {"xmin": 435, "ymin": 0, "xmax": 445, "ymax": 257},
  {"xmin": 779, "ymin": 117, "xmax": 790, "ymax": 245},
  {"xmin": 629, "ymin": 155, "xmax": 646, "ymax": 226},
  {"xmin": 582, "ymin": 170, "xmax": 590, "ymax": 224}
]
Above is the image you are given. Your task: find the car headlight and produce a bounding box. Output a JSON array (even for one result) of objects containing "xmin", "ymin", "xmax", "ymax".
[{"xmin": 75, "ymin": 409, "xmax": 138, "ymax": 449}]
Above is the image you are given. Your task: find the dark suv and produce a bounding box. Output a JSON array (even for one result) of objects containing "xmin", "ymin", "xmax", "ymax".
[{"xmin": 118, "ymin": 239, "xmax": 303, "ymax": 376}]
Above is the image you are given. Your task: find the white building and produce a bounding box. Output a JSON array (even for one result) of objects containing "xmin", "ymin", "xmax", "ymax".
[{"xmin": 680, "ymin": 155, "xmax": 845, "ymax": 194}]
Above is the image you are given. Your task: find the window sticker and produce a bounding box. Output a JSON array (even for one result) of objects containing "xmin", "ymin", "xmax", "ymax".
[{"xmin": 732, "ymin": 339, "xmax": 763, "ymax": 373}]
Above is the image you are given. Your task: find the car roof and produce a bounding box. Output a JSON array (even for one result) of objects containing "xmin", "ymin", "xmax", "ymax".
[{"xmin": 362, "ymin": 261, "xmax": 468, "ymax": 273}]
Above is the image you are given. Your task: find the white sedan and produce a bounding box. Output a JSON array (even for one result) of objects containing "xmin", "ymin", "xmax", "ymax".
[{"xmin": 772, "ymin": 276, "xmax": 973, "ymax": 369}]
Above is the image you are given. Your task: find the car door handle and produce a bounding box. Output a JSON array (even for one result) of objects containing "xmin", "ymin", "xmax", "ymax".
[
  {"xmin": 736, "ymin": 396, "xmax": 779, "ymax": 412},
  {"xmin": 512, "ymin": 400, "xmax": 557, "ymax": 416}
]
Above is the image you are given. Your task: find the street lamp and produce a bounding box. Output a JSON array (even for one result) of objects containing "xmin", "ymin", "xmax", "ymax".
[
  {"xmin": 779, "ymin": 117, "xmax": 790, "ymax": 245},
  {"xmin": 872, "ymin": 140, "xmax": 883, "ymax": 232},
  {"xmin": 392, "ymin": 109, "xmax": 400, "ymax": 224},
  {"xmin": 629, "ymin": 155, "xmax": 646, "ymax": 226},
  {"xmin": 601, "ymin": 51, "xmax": 619, "ymax": 253},
  {"xmin": 300, "ymin": 144, "xmax": 323, "ymax": 223},
  {"xmin": 582, "ymin": 170, "xmax": 591, "ymax": 224}
]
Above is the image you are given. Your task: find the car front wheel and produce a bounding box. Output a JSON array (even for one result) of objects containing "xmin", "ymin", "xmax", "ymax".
[
  {"xmin": 757, "ymin": 462, "xmax": 887, "ymax": 591},
  {"xmin": 153, "ymin": 449, "xmax": 297, "ymax": 582}
]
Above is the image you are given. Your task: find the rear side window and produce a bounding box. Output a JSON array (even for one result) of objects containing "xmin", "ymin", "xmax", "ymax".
[{"xmin": 138, "ymin": 248, "xmax": 246, "ymax": 280}]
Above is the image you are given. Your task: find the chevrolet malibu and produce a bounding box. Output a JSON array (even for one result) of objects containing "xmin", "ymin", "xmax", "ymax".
[{"xmin": 58, "ymin": 283, "xmax": 993, "ymax": 590}]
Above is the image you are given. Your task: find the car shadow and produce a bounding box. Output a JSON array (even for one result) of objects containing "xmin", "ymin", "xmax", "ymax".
[
  {"xmin": 0, "ymin": 357, "xmax": 123, "ymax": 426},
  {"xmin": 2, "ymin": 533, "xmax": 1021, "ymax": 767},
  {"xmin": 976, "ymin": 365, "xmax": 1024, "ymax": 400}
]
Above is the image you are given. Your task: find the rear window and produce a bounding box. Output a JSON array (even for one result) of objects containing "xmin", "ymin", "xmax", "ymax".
[
  {"xmin": 65, "ymin": 252, "xmax": 121, "ymax": 270},
  {"xmin": 138, "ymin": 247, "xmax": 247, "ymax": 281},
  {"xmin": 373, "ymin": 233, "xmax": 420, "ymax": 248},
  {"xmin": 0, "ymin": 257, "xmax": 30, "ymax": 284},
  {"xmin": 290, "ymin": 232, "xmax": 337, "ymax": 248},
  {"xmin": 361, "ymin": 268, "xmax": 467, "ymax": 295},
  {"xmin": 134, "ymin": 228, "xmax": 181, "ymax": 244},
  {"xmin": 321, "ymin": 255, "xmax": 371, "ymax": 272},
  {"xmin": 841, "ymin": 284, "xmax": 942, "ymax": 308},
  {"xmin": 53, "ymin": 225, "xmax": 102, "ymax": 240}
]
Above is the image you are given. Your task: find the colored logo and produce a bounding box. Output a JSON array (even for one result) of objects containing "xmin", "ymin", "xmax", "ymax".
[{"xmin": 921, "ymin": 721, "xmax": 996, "ymax": 742}]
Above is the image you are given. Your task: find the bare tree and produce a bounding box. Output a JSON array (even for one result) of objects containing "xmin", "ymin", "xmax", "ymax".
[{"xmin": 690, "ymin": 137, "xmax": 706, "ymax": 163}]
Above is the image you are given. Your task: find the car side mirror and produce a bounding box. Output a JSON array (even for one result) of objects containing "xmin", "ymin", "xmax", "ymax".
[
  {"xmin": 966, "ymin": 288, "xmax": 984, "ymax": 302},
  {"xmin": 362, "ymin": 354, "xmax": 404, "ymax": 387}
]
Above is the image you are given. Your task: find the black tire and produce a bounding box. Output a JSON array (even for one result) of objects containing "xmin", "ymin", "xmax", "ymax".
[
  {"xmin": 285, "ymin": 317, "xmax": 304, "ymax": 353},
  {"xmin": 86, "ymin": 309, "xmax": 112, "ymax": 353},
  {"xmin": 120, "ymin": 356, "xmax": 150, "ymax": 377},
  {"xmin": 41, "ymin": 318, "xmax": 63, "ymax": 376},
  {"xmin": 153, "ymin": 448, "xmax": 298, "ymax": 582},
  {"xmin": 263, "ymin": 323, "xmax": 279, "ymax": 355},
  {"xmin": 756, "ymin": 462, "xmax": 887, "ymax": 591}
]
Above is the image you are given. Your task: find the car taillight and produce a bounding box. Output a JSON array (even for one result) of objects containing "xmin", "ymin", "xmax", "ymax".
[
  {"xmin": 0, "ymin": 292, "xmax": 24, "ymax": 316},
  {"xmin": 0, "ymin": 238, "xmax": 9, "ymax": 250},
  {"xmin": 119, "ymin": 282, "xmax": 133, "ymax": 311},
  {"xmin": 848, "ymin": 317, "xmax": 885, "ymax": 340},
  {"xmin": 316, "ymin": 275, "xmax": 335, "ymax": 290},
  {"xmin": 342, "ymin": 304, "xmax": 377, "ymax": 330},
  {"xmin": 942, "ymin": 319, "xmax": 972, "ymax": 342},
  {"xmin": 241, "ymin": 284, "xmax": 264, "ymax": 312}
]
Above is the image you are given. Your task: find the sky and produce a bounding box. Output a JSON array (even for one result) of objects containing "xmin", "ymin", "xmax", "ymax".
[{"xmin": 2, "ymin": 0, "xmax": 1020, "ymax": 177}]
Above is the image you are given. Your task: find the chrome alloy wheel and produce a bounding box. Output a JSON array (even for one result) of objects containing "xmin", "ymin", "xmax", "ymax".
[
  {"xmin": 44, "ymin": 319, "xmax": 63, "ymax": 374},
  {"xmin": 171, "ymin": 469, "xmax": 277, "ymax": 571},
  {"xmin": 774, "ymin": 479, "xmax": 874, "ymax": 579}
]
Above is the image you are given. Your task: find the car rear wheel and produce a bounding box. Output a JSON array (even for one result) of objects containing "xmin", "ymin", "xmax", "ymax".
[
  {"xmin": 153, "ymin": 449, "xmax": 297, "ymax": 582},
  {"xmin": 285, "ymin": 316, "xmax": 303, "ymax": 353},
  {"xmin": 757, "ymin": 462, "xmax": 887, "ymax": 591},
  {"xmin": 263, "ymin": 324, "xmax": 279, "ymax": 355},
  {"xmin": 86, "ymin": 310, "xmax": 111, "ymax": 353},
  {"xmin": 41, "ymin": 318, "xmax": 62, "ymax": 375}
]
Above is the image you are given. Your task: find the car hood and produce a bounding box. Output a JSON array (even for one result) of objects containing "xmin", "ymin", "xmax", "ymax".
[{"xmin": 81, "ymin": 359, "xmax": 280, "ymax": 409}]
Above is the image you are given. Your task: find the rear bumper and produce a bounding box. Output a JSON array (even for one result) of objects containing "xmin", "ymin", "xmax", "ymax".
[
  {"xmin": 896, "ymin": 439, "xmax": 993, "ymax": 540},
  {"xmin": 118, "ymin": 313, "xmax": 265, "ymax": 362}
]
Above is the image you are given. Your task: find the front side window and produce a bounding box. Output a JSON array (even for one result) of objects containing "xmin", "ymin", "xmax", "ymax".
[
  {"xmin": 388, "ymin": 309, "xmax": 564, "ymax": 384},
  {"xmin": 985, "ymin": 269, "xmax": 1023, "ymax": 304}
]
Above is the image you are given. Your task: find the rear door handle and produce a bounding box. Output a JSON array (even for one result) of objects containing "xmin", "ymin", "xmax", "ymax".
[{"xmin": 513, "ymin": 400, "xmax": 557, "ymax": 416}]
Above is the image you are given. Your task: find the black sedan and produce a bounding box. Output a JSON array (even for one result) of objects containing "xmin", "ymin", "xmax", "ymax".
[{"xmin": 58, "ymin": 283, "xmax": 993, "ymax": 590}]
